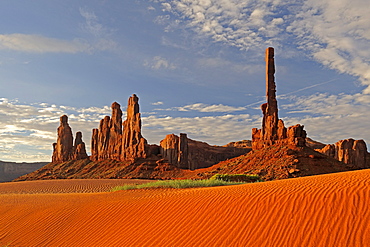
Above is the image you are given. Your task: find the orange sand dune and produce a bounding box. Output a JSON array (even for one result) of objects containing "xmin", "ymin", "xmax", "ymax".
[
  {"xmin": 1, "ymin": 170, "xmax": 370, "ymax": 246},
  {"xmin": 0, "ymin": 179, "xmax": 152, "ymax": 194}
]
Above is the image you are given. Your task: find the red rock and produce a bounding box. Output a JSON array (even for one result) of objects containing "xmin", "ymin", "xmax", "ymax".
[
  {"xmin": 160, "ymin": 134, "xmax": 179, "ymax": 165},
  {"xmin": 90, "ymin": 129, "xmax": 99, "ymax": 161},
  {"xmin": 160, "ymin": 133, "xmax": 249, "ymax": 170},
  {"xmin": 97, "ymin": 116, "xmax": 111, "ymax": 160},
  {"xmin": 108, "ymin": 102, "xmax": 122, "ymax": 160},
  {"xmin": 72, "ymin": 131, "xmax": 88, "ymax": 160},
  {"xmin": 316, "ymin": 139, "xmax": 368, "ymax": 168},
  {"xmin": 121, "ymin": 94, "xmax": 148, "ymax": 161},
  {"xmin": 178, "ymin": 133, "xmax": 189, "ymax": 169},
  {"xmin": 252, "ymin": 47, "xmax": 306, "ymax": 149},
  {"xmin": 52, "ymin": 115, "xmax": 74, "ymax": 163}
]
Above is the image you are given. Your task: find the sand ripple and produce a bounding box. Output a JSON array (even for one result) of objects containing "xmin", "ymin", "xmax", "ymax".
[{"xmin": 1, "ymin": 170, "xmax": 370, "ymax": 246}]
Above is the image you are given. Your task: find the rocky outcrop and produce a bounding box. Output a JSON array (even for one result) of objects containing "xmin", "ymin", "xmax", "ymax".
[
  {"xmin": 316, "ymin": 139, "xmax": 368, "ymax": 168},
  {"xmin": 52, "ymin": 115, "xmax": 74, "ymax": 163},
  {"xmin": 72, "ymin": 132, "xmax": 88, "ymax": 160},
  {"xmin": 160, "ymin": 133, "xmax": 190, "ymax": 169},
  {"xmin": 90, "ymin": 95, "xmax": 149, "ymax": 162},
  {"xmin": 109, "ymin": 102, "xmax": 123, "ymax": 160},
  {"xmin": 160, "ymin": 133, "xmax": 250, "ymax": 170},
  {"xmin": 52, "ymin": 115, "xmax": 87, "ymax": 163},
  {"xmin": 121, "ymin": 94, "xmax": 148, "ymax": 161},
  {"xmin": 252, "ymin": 47, "xmax": 306, "ymax": 150}
]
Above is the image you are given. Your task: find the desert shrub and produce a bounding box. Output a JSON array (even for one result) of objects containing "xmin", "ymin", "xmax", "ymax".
[
  {"xmin": 210, "ymin": 174, "xmax": 262, "ymax": 183},
  {"xmin": 111, "ymin": 179, "xmax": 243, "ymax": 191}
]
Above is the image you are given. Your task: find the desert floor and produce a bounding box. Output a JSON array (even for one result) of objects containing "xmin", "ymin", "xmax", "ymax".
[{"xmin": 1, "ymin": 170, "xmax": 370, "ymax": 247}]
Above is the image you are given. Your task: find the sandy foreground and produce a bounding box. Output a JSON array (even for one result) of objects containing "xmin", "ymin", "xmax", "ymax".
[{"xmin": 0, "ymin": 170, "xmax": 370, "ymax": 247}]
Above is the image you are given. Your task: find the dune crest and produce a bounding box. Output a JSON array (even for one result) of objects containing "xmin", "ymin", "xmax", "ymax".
[{"xmin": 1, "ymin": 169, "xmax": 370, "ymax": 246}]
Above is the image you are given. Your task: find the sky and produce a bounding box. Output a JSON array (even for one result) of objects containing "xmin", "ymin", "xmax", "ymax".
[{"xmin": 0, "ymin": 0, "xmax": 370, "ymax": 162}]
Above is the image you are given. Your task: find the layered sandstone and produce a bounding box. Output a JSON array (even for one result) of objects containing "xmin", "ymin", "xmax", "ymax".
[
  {"xmin": 52, "ymin": 115, "xmax": 87, "ymax": 163},
  {"xmin": 160, "ymin": 134, "xmax": 249, "ymax": 170},
  {"xmin": 160, "ymin": 133, "xmax": 190, "ymax": 169},
  {"xmin": 316, "ymin": 139, "xmax": 368, "ymax": 168},
  {"xmin": 121, "ymin": 94, "xmax": 148, "ymax": 161},
  {"xmin": 72, "ymin": 132, "xmax": 88, "ymax": 160},
  {"xmin": 90, "ymin": 95, "xmax": 149, "ymax": 162},
  {"xmin": 252, "ymin": 47, "xmax": 306, "ymax": 149}
]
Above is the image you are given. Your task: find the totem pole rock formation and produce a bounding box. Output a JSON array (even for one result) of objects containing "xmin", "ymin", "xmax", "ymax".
[
  {"xmin": 316, "ymin": 139, "xmax": 368, "ymax": 168},
  {"xmin": 121, "ymin": 94, "xmax": 148, "ymax": 160},
  {"xmin": 91, "ymin": 95, "xmax": 149, "ymax": 162},
  {"xmin": 252, "ymin": 47, "xmax": 306, "ymax": 150},
  {"xmin": 52, "ymin": 115, "xmax": 87, "ymax": 163}
]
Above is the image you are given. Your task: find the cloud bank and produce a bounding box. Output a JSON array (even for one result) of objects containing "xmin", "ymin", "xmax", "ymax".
[
  {"xmin": 0, "ymin": 34, "xmax": 90, "ymax": 54},
  {"xmin": 155, "ymin": 0, "xmax": 370, "ymax": 92}
]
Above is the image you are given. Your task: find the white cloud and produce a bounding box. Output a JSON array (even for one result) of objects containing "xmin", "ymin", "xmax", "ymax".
[
  {"xmin": 164, "ymin": 103, "xmax": 247, "ymax": 113},
  {"xmin": 3, "ymin": 91, "xmax": 370, "ymax": 162},
  {"xmin": 155, "ymin": 0, "xmax": 370, "ymax": 93},
  {"xmin": 0, "ymin": 98, "xmax": 111, "ymax": 162},
  {"xmin": 288, "ymin": 0, "xmax": 370, "ymax": 93},
  {"xmin": 0, "ymin": 34, "xmax": 90, "ymax": 53},
  {"xmin": 282, "ymin": 93, "xmax": 370, "ymax": 145},
  {"xmin": 143, "ymin": 113, "xmax": 259, "ymax": 145},
  {"xmin": 151, "ymin": 101, "xmax": 164, "ymax": 106},
  {"xmin": 144, "ymin": 56, "xmax": 176, "ymax": 70}
]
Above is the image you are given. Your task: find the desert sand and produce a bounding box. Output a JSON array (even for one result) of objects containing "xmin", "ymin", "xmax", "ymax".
[{"xmin": 1, "ymin": 170, "xmax": 370, "ymax": 246}]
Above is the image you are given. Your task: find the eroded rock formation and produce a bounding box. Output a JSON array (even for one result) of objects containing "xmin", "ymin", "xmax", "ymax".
[
  {"xmin": 160, "ymin": 134, "xmax": 249, "ymax": 170},
  {"xmin": 52, "ymin": 115, "xmax": 87, "ymax": 163},
  {"xmin": 160, "ymin": 133, "xmax": 190, "ymax": 169},
  {"xmin": 316, "ymin": 139, "xmax": 368, "ymax": 168},
  {"xmin": 252, "ymin": 47, "xmax": 306, "ymax": 150},
  {"xmin": 121, "ymin": 94, "xmax": 149, "ymax": 160},
  {"xmin": 90, "ymin": 95, "xmax": 149, "ymax": 162}
]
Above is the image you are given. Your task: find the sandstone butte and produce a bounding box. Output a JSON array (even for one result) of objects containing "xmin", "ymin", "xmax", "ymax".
[{"xmin": 15, "ymin": 47, "xmax": 370, "ymax": 182}]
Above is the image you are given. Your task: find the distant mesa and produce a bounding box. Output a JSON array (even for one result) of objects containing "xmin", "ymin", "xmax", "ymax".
[{"xmin": 14, "ymin": 47, "xmax": 370, "ymax": 182}]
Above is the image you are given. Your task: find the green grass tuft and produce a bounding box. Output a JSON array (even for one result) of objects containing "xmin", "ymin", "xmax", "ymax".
[
  {"xmin": 210, "ymin": 174, "xmax": 262, "ymax": 182},
  {"xmin": 111, "ymin": 179, "xmax": 244, "ymax": 191}
]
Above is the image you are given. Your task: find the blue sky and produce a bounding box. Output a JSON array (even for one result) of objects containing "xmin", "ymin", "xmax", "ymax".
[{"xmin": 0, "ymin": 0, "xmax": 370, "ymax": 162}]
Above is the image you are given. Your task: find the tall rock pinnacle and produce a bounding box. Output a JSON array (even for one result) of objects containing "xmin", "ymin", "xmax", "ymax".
[
  {"xmin": 252, "ymin": 47, "xmax": 306, "ymax": 149},
  {"xmin": 121, "ymin": 94, "xmax": 148, "ymax": 160},
  {"xmin": 263, "ymin": 47, "xmax": 279, "ymax": 142},
  {"xmin": 52, "ymin": 115, "xmax": 74, "ymax": 163}
]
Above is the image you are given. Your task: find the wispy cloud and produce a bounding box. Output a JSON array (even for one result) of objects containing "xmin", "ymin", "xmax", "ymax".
[
  {"xmin": 144, "ymin": 56, "xmax": 176, "ymax": 70},
  {"xmin": 0, "ymin": 34, "xmax": 90, "ymax": 53},
  {"xmin": 159, "ymin": 103, "xmax": 247, "ymax": 113},
  {"xmin": 288, "ymin": 0, "xmax": 370, "ymax": 93},
  {"xmin": 156, "ymin": 0, "xmax": 370, "ymax": 93},
  {"xmin": 0, "ymin": 98, "xmax": 111, "ymax": 162}
]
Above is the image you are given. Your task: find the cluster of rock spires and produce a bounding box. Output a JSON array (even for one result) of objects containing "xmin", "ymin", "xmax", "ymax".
[
  {"xmin": 52, "ymin": 115, "xmax": 88, "ymax": 163},
  {"xmin": 90, "ymin": 96, "xmax": 148, "ymax": 162},
  {"xmin": 51, "ymin": 47, "xmax": 369, "ymax": 173},
  {"xmin": 52, "ymin": 94, "xmax": 248, "ymax": 170}
]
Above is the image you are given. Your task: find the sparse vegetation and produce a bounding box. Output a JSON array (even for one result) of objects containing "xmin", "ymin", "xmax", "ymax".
[
  {"xmin": 111, "ymin": 179, "xmax": 244, "ymax": 191},
  {"xmin": 210, "ymin": 174, "xmax": 262, "ymax": 182}
]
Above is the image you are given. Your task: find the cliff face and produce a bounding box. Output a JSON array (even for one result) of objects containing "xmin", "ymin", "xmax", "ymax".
[
  {"xmin": 52, "ymin": 115, "xmax": 87, "ymax": 163},
  {"xmin": 252, "ymin": 48, "xmax": 306, "ymax": 150},
  {"xmin": 316, "ymin": 139, "xmax": 369, "ymax": 168},
  {"xmin": 160, "ymin": 134, "xmax": 250, "ymax": 170}
]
